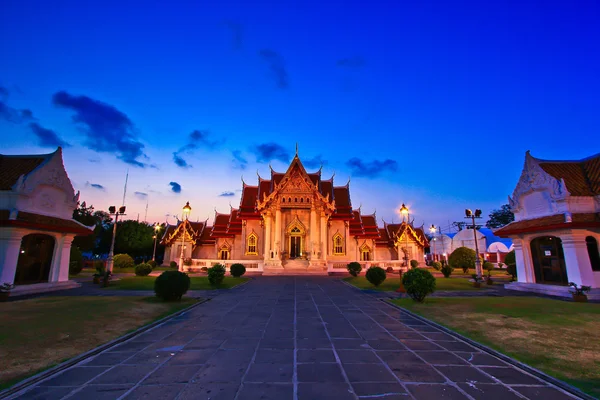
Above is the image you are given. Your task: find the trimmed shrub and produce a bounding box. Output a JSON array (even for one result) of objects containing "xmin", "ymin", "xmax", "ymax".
[
  {"xmin": 93, "ymin": 260, "xmax": 105, "ymax": 274},
  {"xmin": 448, "ymin": 247, "xmax": 476, "ymax": 273},
  {"xmin": 483, "ymin": 261, "xmax": 494, "ymax": 272},
  {"xmin": 154, "ymin": 270, "xmax": 190, "ymax": 301},
  {"xmin": 365, "ymin": 266, "xmax": 387, "ymax": 287},
  {"xmin": 440, "ymin": 264, "xmax": 453, "ymax": 278},
  {"xmin": 504, "ymin": 250, "xmax": 515, "ymax": 267},
  {"xmin": 347, "ymin": 262, "xmax": 362, "ymax": 277},
  {"xmin": 497, "ymin": 262, "xmax": 504, "ymax": 269},
  {"xmin": 507, "ymin": 264, "xmax": 517, "ymax": 281},
  {"xmin": 135, "ymin": 263, "xmax": 153, "ymax": 276},
  {"xmin": 208, "ymin": 264, "xmax": 226, "ymax": 285},
  {"xmin": 431, "ymin": 261, "xmax": 442, "ymax": 271},
  {"xmin": 114, "ymin": 254, "xmax": 134, "ymax": 269},
  {"xmin": 148, "ymin": 260, "xmax": 157, "ymax": 269},
  {"xmin": 402, "ymin": 268, "xmax": 436, "ymax": 302},
  {"xmin": 201, "ymin": 266, "xmax": 208, "ymax": 272},
  {"xmin": 169, "ymin": 261, "xmax": 178, "ymax": 269},
  {"xmin": 410, "ymin": 259, "xmax": 419, "ymax": 269},
  {"xmin": 69, "ymin": 246, "xmax": 84, "ymax": 275},
  {"xmin": 230, "ymin": 263, "xmax": 246, "ymax": 277}
]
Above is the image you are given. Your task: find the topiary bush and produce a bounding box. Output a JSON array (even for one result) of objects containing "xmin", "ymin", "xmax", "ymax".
[
  {"xmin": 386, "ymin": 266, "xmax": 394, "ymax": 273},
  {"xmin": 114, "ymin": 254, "xmax": 134, "ymax": 269},
  {"xmin": 410, "ymin": 259, "xmax": 419, "ymax": 269},
  {"xmin": 402, "ymin": 268, "xmax": 436, "ymax": 302},
  {"xmin": 440, "ymin": 264, "xmax": 453, "ymax": 278},
  {"xmin": 504, "ymin": 250, "xmax": 515, "ymax": 267},
  {"xmin": 507, "ymin": 264, "xmax": 517, "ymax": 281},
  {"xmin": 154, "ymin": 270, "xmax": 190, "ymax": 301},
  {"xmin": 483, "ymin": 261, "xmax": 494, "ymax": 272},
  {"xmin": 69, "ymin": 246, "xmax": 84, "ymax": 275},
  {"xmin": 148, "ymin": 260, "xmax": 157, "ymax": 269},
  {"xmin": 230, "ymin": 263, "xmax": 246, "ymax": 277},
  {"xmin": 169, "ymin": 261, "xmax": 178, "ymax": 269},
  {"xmin": 448, "ymin": 247, "xmax": 476, "ymax": 273},
  {"xmin": 208, "ymin": 264, "xmax": 226, "ymax": 285},
  {"xmin": 346, "ymin": 262, "xmax": 362, "ymax": 277},
  {"xmin": 365, "ymin": 266, "xmax": 387, "ymax": 287},
  {"xmin": 431, "ymin": 261, "xmax": 442, "ymax": 271},
  {"xmin": 135, "ymin": 263, "xmax": 153, "ymax": 276},
  {"xmin": 93, "ymin": 260, "xmax": 105, "ymax": 273}
]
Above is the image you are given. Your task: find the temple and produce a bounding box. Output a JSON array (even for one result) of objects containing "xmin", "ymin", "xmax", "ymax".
[{"xmin": 162, "ymin": 152, "xmax": 428, "ymax": 274}]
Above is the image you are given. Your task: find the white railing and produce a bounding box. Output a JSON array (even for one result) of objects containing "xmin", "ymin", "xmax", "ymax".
[
  {"xmin": 184, "ymin": 259, "xmax": 263, "ymax": 272},
  {"xmin": 327, "ymin": 261, "xmax": 409, "ymax": 273}
]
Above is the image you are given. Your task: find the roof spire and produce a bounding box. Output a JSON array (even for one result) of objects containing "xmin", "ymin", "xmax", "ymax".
[{"xmin": 295, "ymin": 143, "xmax": 299, "ymax": 157}]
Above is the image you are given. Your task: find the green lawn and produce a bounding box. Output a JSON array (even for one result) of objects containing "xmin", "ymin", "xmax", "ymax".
[
  {"xmin": 105, "ymin": 276, "xmax": 249, "ymax": 290},
  {"xmin": 391, "ymin": 297, "xmax": 600, "ymax": 397},
  {"xmin": 0, "ymin": 296, "xmax": 197, "ymax": 390},
  {"xmin": 344, "ymin": 276, "xmax": 487, "ymax": 291},
  {"xmin": 111, "ymin": 266, "xmax": 173, "ymax": 274}
]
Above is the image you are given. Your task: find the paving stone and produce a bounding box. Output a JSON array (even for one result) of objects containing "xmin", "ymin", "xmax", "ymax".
[
  {"xmin": 297, "ymin": 349, "xmax": 336, "ymax": 363},
  {"xmin": 479, "ymin": 367, "xmax": 544, "ymax": 385},
  {"xmin": 435, "ymin": 366, "xmax": 496, "ymax": 383},
  {"xmin": 123, "ymin": 350, "xmax": 173, "ymax": 365},
  {"xmin": 414, "ymin": 351, "xmax": 468, "ymax": 365},
  {"xmin": 237, "ymin": 383, "xmax": 293, "ymax": 399},
  {"xmin": 457, "ymin": 383, "xmax": 523, "ymax": 400},
  {"xmin": 298, "ymin": 363, "xmax": 346, "ymax": 382},
  {"xmin": 332, "ymin": 339, "xmax": 370, "ymax": 349},
  {"xmin": 82, "ymin": 351, "xmax": 137, "ymax": 367},
  {"xmin": 123, "ymin": 383, "xmax": 185, "ymax": 399},
  {"xmin": 298, "ymin": 382, "xmax": 356, "ymax": 399},
  {"xmin": 221, "ymin": 337, "xmax": 260, "ymax": 349},
  {"xmin": 455, "ymin": 352, "xmax": 508, "ymax": 366},
  {"xmin": 18, "ymin": 386, "xmax": 76, "ymax": 400},
  {"xmin": 183, "ymin": 338, "xmax": 224, "ymax": 350},
  {"xmin": 421, "ymin": 332, "xmax": 457, "ymax": 341},
  {"xmin": 206, "ymin": 349, "xmax": 255, "ymax": 365},
  {"xmin": 41, "ymin": 366, "xmax": 109, "ymax": 386},
  {"xmin": 343, "ymin": 363, "xmax": 397, "ymax": 382},
  {"xmin": 512, "ymin": 386, "xmax": 576, "ymax": 400},
  {"xmin": 406, "ymin": 384, "xmax": 469, "ymax": 399},
  {"xmin": 400, "ymin": 339, "xmax": 444, "ymax": 351},
  {"xmin": 142, "ymin": 364, "xmax": 202, "ymax": 385},
  {"xmin": 68, "ymin": 384, "xmax": 132, "ymax": 399},
  {"xmin": 259, "ymin": 337, "xmax": 295, "ymax": 349},
  {"xmin": 110, "ymin": 340, "xmax": 153, "ymax": 352},
  {"xmin": 177, "ymin": 381, "xmax": 240, "ymax": 399},
  {"xmin": 244, "ymin": 362, "xmax": 294, "ymax": 382},
  {"xmin": 436, "ymin": 340, "xmax": 479, "ymax": 352},
  {"xmin": 297, "ymin": 337, "xmax": 332, "ymax": 349},
  {"xmin": 336, "ymin": 349, "xmax": 381, "ymax": 364},
  {"xmin": 352, "ymin": 382, "xmax": 407, "ymax": 398},
  {"xmin": 192, "ymin": 363, "xmax": 247, "ymax": 382},
  {"xmin": 367, "ymin": 339, "xmax": 406, "ymax": 350},
  {"xmin": 90, "ymin": 365, "xmax": 156, "ymax": 385},
  {"xmin": 390, "ymin": 331, "xmax": 427, "ymax": 340},
  {"xmin": 167, "ymin": 349, "xmax": 216, "ymax": 365},
  {"xmin": 389, "ymin": 363, "xmax": 446, "ymax": 383},
  {"xmin": 254, "ymin": 349, "xmax": 294, "ymax": 363},
  {"xmin": 377, "ymin": 350, "xmax": 425, "ymax": 365}
]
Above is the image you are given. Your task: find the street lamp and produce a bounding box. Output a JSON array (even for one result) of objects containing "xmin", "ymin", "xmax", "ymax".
[
  {"xmin": 179, "ymin": 202, "xmax": 192, "ymax": 272},
  {"xmin": 400, "ymin": 203, "xmax": 409, "ymax": 268},
  {"xmin": 152, "ymin": 223, "xmax": 161, "ymax": 262},
  {"xmin": 465, "ymin": 208, "xmax": 483, "ymax": 279},
  {"xmin": 429, "ymin": 224, "xmax": 437, "ymax": 262},
  {"xmin": 106, "ymin": 205, "xmax": 126, "ymax": 274}
]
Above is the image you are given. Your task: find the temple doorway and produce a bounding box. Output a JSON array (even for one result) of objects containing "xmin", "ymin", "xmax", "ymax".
[
  {"xmin": 15, "ymin": 234, "xmax": 55, "ymax": 285},
  {"xmin": 289, "ymin": 228, "xmax": 303, "ymax": 258},
  {"xmin": 530, "ymin": 236, "xmax": 568, "ymax": 285}
]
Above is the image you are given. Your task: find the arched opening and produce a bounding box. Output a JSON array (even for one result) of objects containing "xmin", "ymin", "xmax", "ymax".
[
  {"xmin": 530, "ymin": 236, "xmax": 568, "ymax": 285},
  {"xmin": 15, "ymin": 234, "xmax": 55, "ymax": 285},
  {"xmin": 289, "ymin": 226, "xmax": 303, "ymax": 258},
  {"xmin": 218, "ymin": 242, "xmax": 231, "ymax": 260},
  {"xmin": 246, "ymin": 233, "xmax": 258, "ymax": 255},
  {"xmin": 333, "ymin": 234, "xmax": 344, "ymax": 255},
  {"xmin": 360, "ymin": 243, "xmax": 371, "ymax": 261},
  {"xmin": 586, "ymin": 236, "xmax": 600, "ymax": 271}
]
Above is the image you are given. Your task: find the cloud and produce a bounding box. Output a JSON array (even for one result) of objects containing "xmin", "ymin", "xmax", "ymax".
[
  {"xmin": 85, "ymin": 181, "xmax": 106, "ymax": 191},
  {"xmin": 89, "ymin": 158, "xmax": 101, "ymax": 163},
  {"xmin": 0, "ymin": 102, "xmax": 34, "ymax": 124},
  {"xmin": 52, "ymin": 91, "xmax": 148, "ymax": 167},
  {"xmin": 224, "ymin": 20, "xmax": 243, "ymax": 49},
  {"xmin": 251, "ymin": 142, "xmax": 290, "ymax": 163},
  {"xmin": 346, "ymin": 158, "xmax": 398, "ymax": 178},
  {"xmin": 29, "ymin": 122, "xmax": 70, "ymax": 148},
  {"xmin": 169, "ymin": 181, "xmax": 182, "ymax": 193},
  {"xmin": 232, "ymin": 150, "xmax": 248, "ymax": 170},
  {"xmin": 134, "ymin": 191, "xmax": 148, "ymax": 200},
  {"xmin": 0, "ymin": 86, "xmax": 8, "ymax": 98},
  {"xmin": 303, "ymin": 155, "xmax": 327, "ymax": 169},
  {"xmin": 219, "ymin": 191, "xmax": 235, "ymax": 197},
  {"xmin": 258, "ymin": 49, "xmax": 288, "ymax": 89},
  {"xmin": 173, "ymin": 152, "xmax": 191, "ymax": 169},
  {"xmin": 337, "ymin": 56, "xmax": 366, "ymax": 67}
]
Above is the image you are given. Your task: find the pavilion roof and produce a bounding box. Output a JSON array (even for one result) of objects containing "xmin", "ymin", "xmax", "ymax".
[
  {"xmin": 0, "ymin": 209, "xmax": 93, "ymax": 235},
  {"xmin": 536, "ymin": 153, "xmax": 600, "ymax": 196},
  {"xmin": 494, "ymin": 213, "xmax": 600, "ymax": 236},
  {"xmin": 0, "ymin": 152, "xmax": 52, "ymax": 190}
]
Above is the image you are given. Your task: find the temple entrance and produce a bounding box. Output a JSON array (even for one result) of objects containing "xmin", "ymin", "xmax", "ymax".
[
  {"xmin": 530, "ymin": 236, "xmax": 568, "ymax": 285},
  {"xmin": 15, "ymin": 234, "xmax": 55, "ymax": 285},
  {"xmin": 289, "ymin": 228, "xmax": 303, "ymax": 258}
]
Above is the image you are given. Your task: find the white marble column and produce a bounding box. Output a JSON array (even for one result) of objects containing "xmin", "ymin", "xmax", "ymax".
[
  {"xmin": 49, "ymin": 234, "xmax": 66, "ymax": 282},
  {"xmin": 0, "ymin": 229, "xmax": 26, "ymax": 285},
  {"xmin": 561, "ymin": 233, "xmax": 596, "ymax": 287},
  {"xmin": 275, "ymin": 209, "xmax": 281, "ymax": 257},
  {"xmin": 372, "ymin": 241, "xmax": 377, "ymax": 262},
  {"xmin": 264, "ymin": 214, "xmax": 272, "ymax": 261},
  {"xmin": 310, "ymin": 208, "xmax": 317, "ymax": 258},
  {"xmin": 513, "ymin": 238, "xmax": 535, "ymax": 283},
  {"xmin": 320, "ymin": 214, "xmax": 327, "ymax": 260}
]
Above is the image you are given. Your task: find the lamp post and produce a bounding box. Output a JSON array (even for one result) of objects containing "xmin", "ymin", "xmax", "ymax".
[
  {"xmin": 465, "ymin": 208, "xmax": 483, "ymax": 279},
  {"xmin": 429, "ymin": 224, "xmax": 437, "ymax": 262},
  {"xmin": 179, "ymin": 202, "xmax": 192, "ymax": 272},
  {"xmin": 152, "ymin": 223, "xmax": 161, "ymax": 262},
  {"xmin": 400, "ymin": 203, "xmax": 409, "ymax": 268},
  {"xmin": 106, "ymin": 205, "xmax": 126, "ymax": 274}
]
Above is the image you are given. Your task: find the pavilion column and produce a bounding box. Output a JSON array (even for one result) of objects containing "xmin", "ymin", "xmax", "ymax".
[
  {"xmin": 513, "ymin": 238, "xmax": 535, "ymax": 283},
  {"xmin": 310, "ymin": 208, "xmax": 317, "ymax": 258},
  {"xmin": 264, "ymin": 214, "xmax": 272, "ymax": 261},
  {"xmin": 49, "ymin": 234, "xmax": 66, "ymax": 283},
  {"xmin": 275, "ymin": 209, "xmax": 282, "ymax": 258},
  {"xmin": 560, "ymin": 233, "xmax": 596, "ymax": 287},
  {"xmin": 0, "ymin": 229, "xmax": 26, "ymax": 285},
  {"xmin": 320, "ymin": 214, "xmax": 327, "ymax": 260},
  {"xmin": 372, "ymin": 241, "xmax": 377, "ymax": 262}
]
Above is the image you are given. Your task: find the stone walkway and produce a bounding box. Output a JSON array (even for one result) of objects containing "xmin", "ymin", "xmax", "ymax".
[{"xmin": 10, "ymin": 277, "xmax": 580, "ymax": 400}]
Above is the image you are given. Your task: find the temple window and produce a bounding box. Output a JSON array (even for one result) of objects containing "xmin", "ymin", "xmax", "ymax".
[
  {"xmin": 586, "ymin": 236, "xmax": 600, "ymax": 271},
  {"xmin": 300, "ymin": 198, "xmax": 304, "ymax": 203},
  {"xmin": 282, "ymin": 198, "xmax": 285, "ymax": 203},
  {"xmin": 247, "ymin": 233, "xmax": 258, "ymax": 255},
  {"xmin": 219, "ymin": 249, "xmax": 230, "ymax": 260},
  {"xmin": 333, "ymin": 234, "xmax": 344, "ymax": 255},
  {"xmin": 360, "ymin": 245, "xmax": 371, "ymax": 261}
]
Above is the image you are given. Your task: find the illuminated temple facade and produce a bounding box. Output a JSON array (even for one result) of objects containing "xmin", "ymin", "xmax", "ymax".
[{"xmin": 162, "ymin": 154, "xmax": 428, "ymax": 274}]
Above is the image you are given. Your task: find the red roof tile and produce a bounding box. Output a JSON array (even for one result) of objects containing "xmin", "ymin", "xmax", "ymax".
[
  {"xmin": 537, "ymin": 153, "xmax": 600, "ymax": 196},
  {"xmin": 494, "ymin": 213, "xmax": 600, "ymax": 236},
  {"xmin": 0, "ymin": 154, "xmax": 50, "ymax": 190}
]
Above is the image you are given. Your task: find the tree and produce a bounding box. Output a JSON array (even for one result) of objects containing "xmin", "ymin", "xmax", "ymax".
[
  {"xmin": 486, "ymin": 204, "xmax": 514, "ymax": 228},
  {"xmin": 72, "ymin": 202, "xmax": 112, "ymax": 253},
  {"xmin": 448, "ymin": 247, "xmax": 476, "ymax": 273},
  {"xmin": 98, "ymin": 220, "xmax": 156, "ymax": 260}
]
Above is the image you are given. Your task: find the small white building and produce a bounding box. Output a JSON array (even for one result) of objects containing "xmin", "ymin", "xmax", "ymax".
[
  {"xmin": 495, "ymin": 151, "xmax": 600, "ymax": 299},
  {"xmin": 0, "ymin": 148, "xmax": 92, "ymax": 295}
]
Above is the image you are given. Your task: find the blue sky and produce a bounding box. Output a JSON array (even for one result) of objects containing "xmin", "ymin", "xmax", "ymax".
[{"xmin": 1, "ymin": 0, "xmax": 598, "ymax": 231}]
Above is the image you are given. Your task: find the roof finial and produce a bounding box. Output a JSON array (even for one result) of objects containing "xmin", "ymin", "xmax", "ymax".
[
  {"xmin": 241, "ymin": 175, "xmax": 245, "ymax": 185},
  {"xmin": 295, "ymin": 142, "xmax": 299, "ymax": 157}
]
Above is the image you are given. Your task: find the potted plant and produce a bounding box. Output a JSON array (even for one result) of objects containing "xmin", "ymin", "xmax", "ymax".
[
  {"xmin": 0, "ymin": 283, "xmax": 14, "ymax": 302},
  {"xmin": 471, "ymin": 273, "xmax": 483, "ymax": 288},
  {"xmin": 486, "ymin": 271, "xmax": 493, "ymax": 285},
  {"xmin": 569, "ymin": 282, "xmax": 591, "ymax": 303}
]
